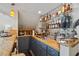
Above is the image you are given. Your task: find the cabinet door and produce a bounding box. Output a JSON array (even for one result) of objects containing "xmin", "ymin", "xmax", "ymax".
[
  {"xmin": 34, "ymin": 45, "xmax": 40, "ymax": 56},
  {"xmin": 31, "ymin": 39, "xmax": 41, "ymax": 56},
  {"xmin": 18, "ymin": 36, "xmax": 30, "ymax": 53},
  {"xmin": 36, "ymin": 41, "xmax": 47, "ymax": 56},
  {"xmin": 60, "ymin": 44, "xmax": 69, "ymax": 56},
  {"xmin": 37, "ymin": 40, "xmax": 47, "ymax": 49},
  {"xmin": 47, "ymin": 46, "xmax": 59, "ymax": 56},
  {"xmin": 39, "ymin": 48, "xmax": 47, "ymax": 56},
  {"xmin": 69, "ymin": 44, "xmax": 78, "ymax": 56},
  {"xmin": 30, "ymin": 38, "xmax": 47, "ymax": 56}
]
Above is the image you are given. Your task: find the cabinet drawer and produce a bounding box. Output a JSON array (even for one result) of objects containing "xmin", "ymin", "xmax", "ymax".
[{"xmin": 47, "ymin": 47, "xmax": 59, "ymax": 56}]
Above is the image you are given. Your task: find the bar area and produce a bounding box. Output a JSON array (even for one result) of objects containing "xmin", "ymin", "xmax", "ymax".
[{"xmin": 0, "ymin": 3, "xmax": 79, "ymax": 56}]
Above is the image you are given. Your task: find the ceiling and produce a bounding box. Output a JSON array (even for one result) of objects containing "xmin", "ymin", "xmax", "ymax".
[
  {"xmin": 16, "ymin": 3, "xmax": 61, "ymax": 27},
  {"xmin": 0, "ymin": 3, "xmax": 61, "ymax": 27}
]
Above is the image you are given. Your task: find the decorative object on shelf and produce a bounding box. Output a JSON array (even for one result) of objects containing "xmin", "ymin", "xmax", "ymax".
[
  {"xmin": 58, "ymin": 10, "xmax": 61, "ymax": 15},
  {"xmin": 61, "ymin": 6, "xmax": 65, "ymax": 13},
  {"xmin": 55, "ymin": 12, "xmax": 58, "ymax": 16},
  {"xmin": 45, "ymin": 16, "xmax": 47, "ymax": 21},
  {"xmin": 52, "ymin": 13, "xmax": 56, "ymax": 17},
  {"xmin": 73, "ymin": 19, "xmax": 79, "ymax": 28}
]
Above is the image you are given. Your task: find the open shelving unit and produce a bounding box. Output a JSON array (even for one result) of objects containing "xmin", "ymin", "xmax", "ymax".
[{"xmin": 39, "ymin": 3, "xmax": 73, "ymax": 35}]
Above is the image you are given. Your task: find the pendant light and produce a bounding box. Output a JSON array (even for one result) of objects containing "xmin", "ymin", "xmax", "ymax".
[{"xmin": 10, "ymin": 3, "xmax": 15, "ymax": 17}]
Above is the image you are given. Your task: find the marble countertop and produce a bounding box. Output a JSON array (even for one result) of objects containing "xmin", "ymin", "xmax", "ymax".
[
  {"xmin": 0, "ymin": 30, "xmax": 17, "ymax": 56},
  {"xmin": 60, "ymin": 39, "xmax": 79, "ymax": 47}
]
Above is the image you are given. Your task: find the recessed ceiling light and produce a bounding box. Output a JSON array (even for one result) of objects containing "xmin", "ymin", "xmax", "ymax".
[
  {"xmin": 40, "ymin": 18, "xmax": 42, "ymax": 21},
  {"xmin": 38, "ymin": 11, "xmax": 41, "ymax": 14}
]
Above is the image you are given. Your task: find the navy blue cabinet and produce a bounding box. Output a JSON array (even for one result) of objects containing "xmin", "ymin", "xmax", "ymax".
[
  {"xmin": 18, "ymin": 36, "xmax": 59, "ymax": 56},
  {"xmin": 37, "ymin": 41, "xmax": 47, "ymax": 56},
  {"xmin": 47, "ymin": 46, "xmax": 59, "ymax": 56},
  {"xmin": 30, "ymin": 38, "xmax": 40, "ymax": 56},
  {"xmin": 30, "ymin": 37, "xmax": 59, "ymax": 56},
  {"xmin": 18, "ymin": 36, "xmax": 30, "ymax": 53},
  {"xmin": 39, "ymin": 47, "xmax": 47, "ymax": 56},
  {"xmin": 30, "ymin": 38, "xmax": 47, "ymax": 56}
]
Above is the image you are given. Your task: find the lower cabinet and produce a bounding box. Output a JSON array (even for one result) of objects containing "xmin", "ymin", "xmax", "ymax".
[
  {"xmin": 39, "ymin": 48, "xmax": 47, "ymax": 56},
  {"xmin": 18, "ymin": 36, "xmax": 59, "ymax": 56},
  {"xmin": 30, "ymin": 39, "xmax": 40, "ymax": 56},
  {"xmin": 60, "ymin": 44, "xmax": 78, "ymax": 56},
  {"xmin": 18, "ymin": 36, "xmax": 30, "ymax": 53},
  {"xmin": 37, "ymin": 41, "xmax": 47, "ymax": 56},
  {"xmin": 47, "ymin": 46, "xmax": 59, "ymax": 56},
  {"xmin": 30, "ymin": 38, "xmax": 47, "ymax": 56},
  {"xmin": 30, "ymin": 37, "xmax": 59, "ymax": 56}
]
